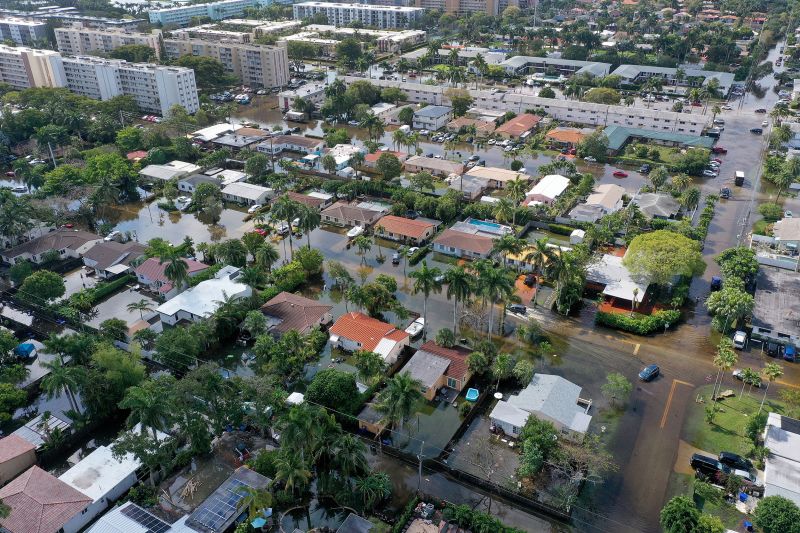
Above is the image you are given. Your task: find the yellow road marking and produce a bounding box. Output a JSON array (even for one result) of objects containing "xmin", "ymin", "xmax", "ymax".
[
  {"xmin": 660, "ymin": 379, "xmax": 693, "ymax": 429},
  {"xmin": 633, "ymin": 343, "xmax": 641, "ymax": 355}
]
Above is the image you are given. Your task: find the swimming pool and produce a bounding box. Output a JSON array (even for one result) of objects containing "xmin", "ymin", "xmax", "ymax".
[
  {"xmin": 465, "ymin": 218, "xmax": 513, "ymax": 237},
  {"xmin": 467, "ymin": 218, "xmax": 501, "ymax": 229}
]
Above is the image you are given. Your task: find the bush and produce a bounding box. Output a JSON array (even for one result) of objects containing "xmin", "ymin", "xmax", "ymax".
[
  {"xmin": 408, "ymin": 245, "xmax": 430, "ymax": 266},
  {"xmin": 127, "ymin": 484, "xmax": 158, "ymax": 507},
  {"xmin": 247, "ymin": 448, "xmax": 280, "ymax": 478},
  {"xmin": 759, "ymin": 202, "xmax": 784, "ymax": 222},
  {"xmin": 188, "ymin": 263, "xmax": 223, "ymax": 287},
  {"xmin": 596, "ymin": 309, "xmax": 681, "ymax": 335},
  {"xmin": 392, "ymin": 497, "xmax": 420, "ymax": 533},
  {"xmin": 548, "ymin": 223, "xmax": 580, "ymax": 236}
]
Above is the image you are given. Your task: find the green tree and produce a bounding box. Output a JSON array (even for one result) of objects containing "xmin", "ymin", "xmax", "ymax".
[
  {"xmin": 716, "ymin": 247, "xmax": 758, "ymax": 281},
  {"xmin": 273, "ymin": 449, "xmax": 312, "ymax": 495},
  {"xmin": 306, "ymin": 368, "xmax": 360, "ymax": 413},
  {"xmin": 110, "ymin": 44, "xmax": 156, "ymax": 62},
  {"xmin": 160, "ymin": 252, "xmax": 190, "ymax": 293},
  {"xmin": 760, "ymin": 362, "xmax": 784, "ymax": 414},
  {"xmin": 0, "ymin": 383, "xmax": 27, "ymax": 422},
  {"xmin": 576, "ymin": 131, "xmax": 608, "ymax": 162},
  {"xmin": 706, "ymin": 282, "xmax": 754, "ymax": 332},
  {"xmin": 752, "ymin": 496, "xmax": 800, "ymax": 533},
  {"xmin": 100, "ymin": 318, "xmax": 128, "ymax": 342},
  {"xmin": 376, "ymin": 152, "xmax": 402, "ymax": 180},
  {"xmin": 759, "ymin": 202, "xmax": 784, "ymax": 222},
  {"xmin": 154, "ymin": 326, "xmax": 201, "ymax": 372},
  {"xmin": 648, "ymin": 166, "xmax": 670, "ymax": 193},
  {"xmin": 513, "ymin": 360, "xmax": 534, "ymax": 385},
  {"xmin": 409, "ymin": 171, "xmax": 435, "ymax": 192},
  {"xmin": 355, "ymin": 472, "xmax": 392, "ymax": 512},
  {"xmin": 353, "ymin": 350, "xmax": 385, "ymax": 385},
  {"xmin": 695, "ymin": 514, "xmax": 725, "ymax": 533},
  {"xmin": 659, "ymin": 496, "xmax": 699, "ymax": 533},
  {"xmin": 272, "ymin": 195, "xmax": 302, "ymax": 260},
  {"xmin": 115, "ymin": 126, "xmax": 143, "ymax": 153},
  {"xmin": 623, "ymin": 230, "xmax": 705, "ymax": 286},
  {"xmin": 254, "ymin": 243, "xmax": 280, "ymax": 272},
  {"xmin": 119, "ymin": 376, "xmax": 175, "ymax": 441},
  {"xmin": 244, "ymin": 153, "xmax": 271, "ymax": 182},
  {"xmin": 336, "ymin": 37, "xmax": 363, "ymax": 66},
  {"xmin": 444, "ymin": 87, "xmax": 474, "ymax": 116},
  {"xmin": 445, "ymin": 266, "xmax": 473, "ymax": 334},
  {"xmin": 409, "ymin": 261, "xmax": 443, "ymax": 340},
  {"xmin": 583, "ymin": 87, "xmax": 621, "ymax": 104},
  {"xmin": 435, "ymin": 328, "xmax": 456, "ymax": 348},
  {"xmin": 375, "ymin": 373, "xmax": 423, "ymax": 431},
  {"xmin": 41, "ymin": 358, "xmax": 82, "ymax": 414},
  {"xmin": 18, "ymin": 270, "xmax": 65, "ymax": 304},
  {"xmin": 126, "ymin": 298, "xmax": 154, "ymax": 319},
  {"xmin": 539, "ymin": 86, "xmax": 556, "ymax": 98},
  {"xmin": 601, "ymin": 372, "xmax": 633, "ymax": 407},
  {"xmin": 398, "ymin": 106, "xmax": 414, "ymax": 125},
  {"xmin": 491, "ymin": 353, "xmax": 514, "ymax": 389},
  {"xmin": 173, "ymin": 56, "xmax": 230, "ymax": 89}
]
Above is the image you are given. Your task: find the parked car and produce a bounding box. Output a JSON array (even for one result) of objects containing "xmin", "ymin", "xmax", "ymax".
[
  {"xmin": 583, "ymin": 156, "xmax": 597, "ymax": 162},
  {"xmin": 524, "ymin": 273, "xmax": 536, "ymax": 287},
  {"xmin": 755, "ymin": 108, "xmax": 767, "ymax": 113},
  {"xmin": 392, "ymin": 253, "xmax": 400, "ymax": 265},
  {"xmin": 784, "ymin": 345, "xmax": 796, "ymax": 362},
  {"xmin": 404, "ymin": 317, "xmax": 424, "ymax": 338},
  {"xmin": 638, "ymin": 364, "xmax": 660, "ymax": 381},
  {"xmin": 711, "ymin": 276, "xmax": 722, "ymax": 291},
  {"xmin": 720, "ymin": 187, "xmax": 731, "ymax": 199},
  {"xmin": 732, "ymin": 330, "xmax": 747, "ymax": 349},
  {"xmin": 750, "ymin": 127, "xmax": 763, "ymax": 135},
  {"xmin": 247, "ymin": 204, "xmax": 262, "ymax": 214},
  {"xmin": 104, "ymin": 230, "xmax": 121, "ymax": 242},
  {"xmin": 703, "ymin": 170, "xmax": 718, "ymax": 178},
  {"xmin": 691, "ymin": 453, "xmax": 723, "ymax": 477},
  {"xmin": 711, "ymin": 146, "xmax": 728, "ymax": 154},
  {"xmin": 767, "ymin": 342, "xmax": 783, "ymax": 358},
  {"xmin": 507, "ymin": 304, "xmax": 527, "ymax": 315},
  {"xmin": 613, "ymin": 170, "xmax": 628, "ymax": 177},
  {"xmin": 719, "ymin": 452, "xmax": 753, "ymax": 472},
  {"xmin": 785, "ymin": 210, "xmax": 793, "ymax": 218},
  {"xmin": 640, "ymin": 164, "xmax": 651, "ymax": 174},
  {"xmin": 762, "ymin": 120, "xmax": 769, "ymax": 128},
  {"xmin": 407, "ymin": 246, "xmax": 419, "ymax": 256}
]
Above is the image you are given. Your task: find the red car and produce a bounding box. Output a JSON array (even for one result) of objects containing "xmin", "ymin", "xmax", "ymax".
[
  {"xmin": 691, "ymin": 101, "xmax": 702, "ymax": 107},
  {"xmin": 254, "ymin": 228, "xmax": 267, "ymax": 236},
  {"xmin": 613, "ymin": 170, "xmax": 628, "ymax": 177},
  {"xmin": 711, "ymin": 146, "xmax": 727, "ymax": 154},
  {"xmin": 4, "ymin": 171, "xmax": 14, "ymax": 177},
  {"xmin": 712, "ymin": 158, "xmax": 723, "ymax": 164}
]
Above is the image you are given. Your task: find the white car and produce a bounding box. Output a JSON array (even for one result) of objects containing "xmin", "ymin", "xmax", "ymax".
[
  {"xmin": 702, "ymin": 170, "xmax": 717, "ymax": 177},
  {"xmin": 247, "ymin": 204, "xmax": 262, "ymax": 214},
  {"xmin": 762, "ymin": 120, "xmax": 769, "ymax": 128},
  {"xmin": 104, "ymin": 230, "xmax": 121, "ymax": 242},
  {"xmin": 419, "ymin": 129, "xmax": 430, "ymax": 136},
  {"xmin": 722, "ymin": 104, "xmax": 733, "ymax": 110},
  {"xmin": 404, "ymin": 317, "xmax": 424, "ymax": 338},
  {"xmin": 487, "ymin": 139, "xmax": 496, "ymax": 145},
  {"xmin": 733, "ymin": 330, "xmax": 747, "ymax": 349},
  {"xmin": 347, "ymin": 120, "xmax": 359, "ymax": 126},
  {"xmin": 785, "ymin": 210, "xmax": 794, "ymax": 218},
  {"xmin": 584, "ymin": 156, "xmax": 597, "ymax": 162},
  {"xmin": 407, "ymin": 246, "xmax": 419, "ymax": 256}
]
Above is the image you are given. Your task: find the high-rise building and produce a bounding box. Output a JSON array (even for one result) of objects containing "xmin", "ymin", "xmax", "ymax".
[
  {"xmin": 163, "ymin": 39, "xmax": 289, "ymax": 89},
  {"xmin": 414, "ymin": 0, "xmax": 498, "ymax": 14},
  {"xmin": 61, "ymin": 56, "xmax": 199, "ymax": 115},
  {"xmin": 55, "ymin": 25, "xmax": 163, "ymax": 59},
  {"xmin": 149, "ymin": 0, "xmax": 271, "ymax": 27},
  {"xmin": 0, "ymin": 45, "xmax": 65, "ymax": 90},
  {"xmin": 0, "ymin": 17, "xmax": 48, "ymax": 46},
  {"xmin": 292, "ymin": 2, "xmax": 424, "ymax": 29}
]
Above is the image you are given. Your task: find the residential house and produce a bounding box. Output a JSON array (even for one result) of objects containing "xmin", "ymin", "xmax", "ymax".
[
  {"xmin": 285, "ymin": 191, "xmax": 334, "ymax": 210},
  {"xmin": 489, "ymin": 374, "xmax": 592, "ymax": 441},
  {"xmin": 11, "ymin": 413, "xmax": 72, "ymax": 451},
  {"xmin": 545, "ymin": 127, "xmax": 591, "ymax": 149},
  {"xmin": 568, "ymin": 183, "xmax": 625, "ymax": 223},
  {"xmin": 81, "ymin": 241, "xmax": 146, "ymax": 279},
  {"xmin": 86, "ymin": 502, "xmax": 175, "ymax": 533},
  {"xmin": 465, "ymin": 166, "xmax": 532, "ymax": 189},
  {"xmin": 412, "ymin": 105, "xmax": 453, "ymax": 131},
  {"xmin": 329, "ymin": 311, "xmax": 409, "ymax": 365},
  {"xmin": 525, "ymin": 174, "xmax": 570, "ymax": 206},
  {"xmin": 183, "ymin": 467, "xmax": 270, "ymax": 533},
  {"xmin": 177, "ymin": 173, "xmax": 223, "ymax": 194},
  {"xmin": 0, "ymin": 466, "xmax": 92, "ymax": 533},
  {"xmin": 448, "ymin": 174, "xmax": 488, "ymax": 200},
  {"xmin": 404, "ymin": 156, "xmax": 465, "ymax": 177},
  {"xmin": 1, "ymin": 228, "xmax": 102, "ymax": 265},
  {"xmin": 138, "ymin": 160, "xmax": 200, "ymax": 182},
  {"xmin": 609, "ymin": 64, "xmax": 734, "ymax": 96},
  {"xmin": 762, "ymin": 412, "xmax": 800, "ymax": 505},
  {"xmin": 206, "ymin": 168, "xmax": 247, "ymax": 186},
  {"xmin": 375, "ymin": 215, "xmax": 439, "ymax": 245},
  {"xmin": 326, "ymin": 144, "xmax": 364, "ymax": 170},
  {"xmin": 586, "ymin": 254, "xmax": 649, "ymax": 306},
  {"xmin": 401, "ymin": 341, "xmax": 472, "ymax": 400},
  {"xmin": 135, "ymin": 257, "xmax": 209, "ymax": 299},
  {"xmin": 495, "ymin": 113, "xmax": 541, "ymax": 140},
  {"xmin": 256, "ymin": 134, "xmax": 324, "ymax": 156},
  {"xmin": 363, "ymin": 150, "xmax": 408, "ymax": 169},
  {"xmin": 446, "ymin": 116, "xmax": 495, "ymax": 137},
  {"xmin": 603, "ymin": 125, "xmax": 714, "ymax": 155},
  {"xmin": 211, "ymin": 129, "xmax": 268, "ymax": 151},
  {"xmin": 221, "ymin": 182, "xmax": 274, "ymax": 205},
  {"xmin": 337, "ymin": 513, "xmax": 374, "ymax": 533},
  {"xmin": 750, "ymin": 266, "xmax": 800, "ymax": 345},
  {"xmin": 260, "ymin": 291, "xmax": 333, "ymax": 336},
  {"xmin": 0, "ymin": 436, "xmax": 35, "ymax": 487},
  {"xmin": 190, "ymin": 123, "xmax": 236, "ymax": 143},
  {"xmin": 633, "ymin": 192, "xmax": 680, "ymax": 219},
  {"xmin": 321, "ymin": 201, "xmax": 383, "ymax": 228},
  {"xmin": 156, "ymin": 266, "xmax": 252, "ymax": 325},
  {"xmin": 433, "ymin": 228, "xmax": 494, "ymax": 259},
  {"xmin": 356, "ymin": 403, "xmax": 386, "ymax": 436}
]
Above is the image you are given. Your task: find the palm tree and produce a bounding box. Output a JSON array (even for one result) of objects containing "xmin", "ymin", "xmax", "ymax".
[
  {"xmin": 507, "ymin": 177, "xmax": 528, "ymax": 226},
  {"xmin": 355, "ymin": 472, "xmax": 392, "ymax": 512},
  {"xmin": 332, "ymin": 433, "xmax": 369, "ymax": 480},
  {"xmin": 711, "ymin": 338, "xmax": 737, "ymax": 400},
  {"xmin": 479, "ymin": 264, "xmax": 515, "ymax": 338},
  {"xmin": 273, "ymin": 450, "xmax": 311, "ymax": 495},
  {"xmin": 119, "ymin": 378, "xmax": 174, "ymax": 441},
  {"xmin": 280, "ymin": 406, "xmax": 315, "ymax": 459},
  {"xmin": 235, "ymin": 486, "xmax": 273, "ymax": 522},
  {"xmin": 759, "ymin": 362, "xmax": 784, "ymax": 414},
  {"xmin": 392, "ymin": 129, "xmax": 407, "ymax": 152},
  {"xmin": 272, "ymin": 195, "xmax": 301, "ymax": 260},
  {"xmin": 359, "ymin": 113, "xmax": 385, "ymax": 142},
  {"xmin": 160, "ymin": 251, "xmax": 189, "ymax": 293},
  {"xmin": 41, "ymin": 359, "xmax": 82, "ymax": 414},
  {"xmin": 375, "ymin": 373, "xmax": 423, "ymax": 432},
  {"xmin": 353, "ymin": 235, "xmax": 372, "ymax": 264},
  {"xmin": 493, "ymin": 198, "xmax": 515, "ymax": 226},
  {"xmin": 254, "ymin": 243, "xmax": 279, "ymax": 272},
  {"xmin": 127, "ymin": 299, "xmax": 154, "ymax": 319},
  {"xmin": 523, "ymin": 238, "xmax": 555, "ymax": 306},
  {"xmin": 409, "ymin": 261, "xmax": 443, "ymax": 340},
  {"xmin": 492, "ymin": 234, "xmax": 525, "ymax": 267},
  {"xmin": 445, "ymin": 266, "xmax": 473, "ymax": 334},
  {"xmin": 740, "ymin": 368, "xmax": 761, "ymax": 399},
  {"xmin": 297, "ymin": 205, "xmax": 321, "ymax": 248}
]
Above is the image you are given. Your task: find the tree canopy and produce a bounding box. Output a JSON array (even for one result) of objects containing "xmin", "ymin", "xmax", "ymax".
[{"xmin": 623, "ymin": 230, "xmax": 706, "ymax": 285}]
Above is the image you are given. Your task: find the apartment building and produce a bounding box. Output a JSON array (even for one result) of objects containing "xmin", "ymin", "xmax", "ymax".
[
  {"xmin": 55, "ymin": 25, "xmax": 163, "ymax": 59},
  {"xmin": 62, "ymin": 56, "xmax": 199, "ymax": 115},
  {"xmin": 0, "ymin": 8, "xmax": 143, "ymax": 30},
  {"xmin": 500, "ymin": 56, "xmax": 612, "ymax": 78},
  {"xmin": 301, "ymin": 24, "xmax": 426, "ymax": 53},
  {"xmin": 278, "ymin": 82, "xmax": 328, "ymax": 111},
  {"xmin": 610, "ymin": 64, "xmax": 736, "ymax": 96},
  {"xmin": 0, "ymin": 45, "xmax": 65, "ymax": 90},
  {"xmin": 342, "ymin": 77, "xmax": 710, "ymax": 135},
  {"xmin": 163, "ymin": 39, "xmax": 289, "ymax": 88},
  {"xmin": 0, "ymin": 17, "xmax": 48, "ymax": 45},
  {"xmin": 292, "ymin": 2, "xmax": 423, "ymax": 29},
  {"xmin": 170, "ymin": 25, "xmax": 252, "ymax": 43},
  {"xmin": 149, "ymin": 0, "xmax": 270, "ymax": 27},
  {"xmin": 414, "ymin": 0, "xmax": 498, "ymax": 15}
]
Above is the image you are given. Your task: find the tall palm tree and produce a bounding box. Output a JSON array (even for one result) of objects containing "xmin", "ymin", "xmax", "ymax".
[
  {"xmin": 524, "ymin": 238, "xmax": 555, "ymax": 306},
  {"xmin": 445, "ymin": 266, "xmax": 473, "ymax": 334},
  {"xmin": 759, "ymin": 362, "xmax": 784, "ymax": 414},
  {"xmin": 507, "ymin": 177, "xmax": 528, "ymax": 226},
  {"xmin": 127, "ymin": 299, "xmax": 154, "ymax": 319},
  {"xmin": 359, "ymin": 113, "xmax": 385, "ymax": 143},
  {"xmin": 160, "ymin": 251, "xmax": 189, "ymax": 293},
  {"xmin": 409, "ymin": 261, "xmax": 443, "ymax": 340},
  {"xmin": 332, "ymin": 433, "xmax": 369, "ymax": 481},
  {"xmin": 478, "ymin": 265, "xmax": 515, "ymax": 338},
  {"xmin": 41, "ymin": 359, "xmax": 81, "ymax": 414},
  {"xmin": 711, "ymin": 338, "xmax": 737, "ymax": 400},
  {"xmin": 272, "ymin": 195, "xmax": 301, "ymax": 260},
  {"xmin": 392, "ymin": 129, "xmax": 407, "ymax": 152},
  {"xmin": 492, "ymin": 234, "xmax": 525, "ymax": 267},
  {"xmin": 254, "ymin": 243, "xmax": 279, "ymax": 272},
  {"xmin": 273, "ymin": 450, "xmax": 311, "ymax": 495},
  {"xmin": 355, "ymin": 472, "xmax": 392, "ymax": 512},
  {"xmin": 119, "ymin": 378, "xmax": 173, "ymax": 441},
  {"xmin": 493, "ymin": 198, "xmax": 515, "ymax": 226},
  {"xmin": 375, "ymin": 373, "xmax": 423, "ymax": 432},
  {"xmin": 353, "ymin": 235, "xmax": 372, "ymax": 264},
  {"xmin": 279, "ymin": 405, "xmax": 315, "ymax": 460},
  {"xmin": 297, "ymin": 205, "xmax": 321, "ymax": 248}
]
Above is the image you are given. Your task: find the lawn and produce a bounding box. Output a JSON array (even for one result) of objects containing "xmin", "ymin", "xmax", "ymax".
[
  {"xmin": 752, "ymin": 219, "xmax": 772, "ymax": 236},
  {"xmin": 684, "ymin": 384, "xmax": 789, "ymax": 457},
  {"xmin": 667, "ymin": 473, "xmax": 744, "ymax": 531}
]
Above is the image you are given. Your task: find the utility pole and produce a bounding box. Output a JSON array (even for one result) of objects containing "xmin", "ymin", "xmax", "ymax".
[
  {"xmin": 417, "ymin": 440, "xmax": 424, "ymax": 493},
  {"xmin": 47, "ymin": 142, "xmax": 57, "ymax": 168},
  {"xmin": 119, "ymin": 110, "xmax": 125, "ymax": 127}
]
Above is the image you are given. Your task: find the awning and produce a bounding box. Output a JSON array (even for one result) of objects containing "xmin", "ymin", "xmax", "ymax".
[{"xmin": 105, "ymin": 264, "xmax": 130, "ymax": 275}]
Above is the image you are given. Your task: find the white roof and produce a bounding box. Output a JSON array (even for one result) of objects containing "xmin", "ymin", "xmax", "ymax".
[
  {"xmin": 526, "ymin": 174, "xmax": 570, "ymax": 200},
  {"xmin": 507, "ymin": 374, "xmax": 592, "ymax": 434},
  {"xmin": 585, "ymin": 183, "xmax": 625, "ymax": 210},
  {"xmin": 191, "ymin": 123, "xmax": 235, "ymax": 142},
  {"xmin": 466, "ymin": 166, "xmax": 531, "ymax": 183},
  {"xmin": 286, "ymin": 392, "xmax": 305, "ymax": 405},
  {"xmin": 86, "ymin": 502, "xmax": 172, "ymax": 533},
  {"xmin": 58, "ymin": 445, "xmax": 141, "ymax": 502},
  {"xmin": 139, "ymin": 161, "xmax": 201, "ymax": 181},
  {"xmin": 764, "ymin": 454, "xmax": 800, "ymax": 505},
  {"xmin": 764, "ymin": 412, "xmax": 800, "ymax": 462},
  {"xmin": 490, "ymin": 400, "xmax": 530, "ymax": 428},
  {"xmin": 208, "ymin": 168, "xmax": 247, "ymax": 186},
  {"xmin": 221, "ymin": 182, "xmax": 273, "ymax": 201},
  {"xmin": 308, "ymin": 191, "xmax": 333, "ymax": 201},
  {"xmin": 586, "ymin": 254, "xmax": 649, "ymax": 301},
  {"xmin": 156, "ymin": 268, "xmax": 251, "ymax": 319},
  {"xmin": 480, "ymin": 195, "xmax": 500, "ymax": 204},
  {"xmin": 374, "ymin": 338, "xmax": 400, "ymax": 361}
]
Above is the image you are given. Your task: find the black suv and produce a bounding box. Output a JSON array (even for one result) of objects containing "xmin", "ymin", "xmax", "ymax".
[
  {"xmin": 768, "ymin": 342, "xmax": 783, "ymax": 358},
  {"xmin": 690, "ymin": 453, "xmax": 723, "ymax": 477},
  {"xmin": 719, "ymin": 452, "xmax": 753, "ymax": 472}
]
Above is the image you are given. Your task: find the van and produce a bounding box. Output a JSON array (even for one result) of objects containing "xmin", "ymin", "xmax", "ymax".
[
  {"xmin": 784, "ymin": 345, "xmax": 796, "ymax": 362},
  {"xmin": 399, "ymin": 125, "xmax": 411, "ymax": 134},
  {"xmin": 690, "ymin": 453, "xmax": 723, "ymax": 477},
  {"xmin": 734, "ymin": 171, "xmax": 745, "ymax": 186}
]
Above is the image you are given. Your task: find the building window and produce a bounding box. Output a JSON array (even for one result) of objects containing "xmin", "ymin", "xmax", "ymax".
[{"xmin": 447, "ymin": 377, "xmax": 457, "ymax": 388}]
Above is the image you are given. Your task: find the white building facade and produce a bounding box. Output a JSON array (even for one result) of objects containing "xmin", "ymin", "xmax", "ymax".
[
  {"xmin": 292, "ymin": 2, "xmax": 423, "ymax": 29},
  {"xmin": 149, "ymin": 0, "xmax": 271, "ymax": 26},
  {"xmin": 55, "ymin": 25, "xmax": 163, "ymax": 58},
  {"xmin": 0, "ymin": 18, "xmax": 48, "ymax": 46}
]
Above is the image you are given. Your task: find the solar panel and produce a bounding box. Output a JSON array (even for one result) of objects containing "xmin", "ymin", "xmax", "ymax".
[
  {"xmin": 186, "ymin": 469, "xmax": 269, "ymax": 533},
  {"xmin": 119, "ymin": 503, "xmax": 171, "ymax": 533}
]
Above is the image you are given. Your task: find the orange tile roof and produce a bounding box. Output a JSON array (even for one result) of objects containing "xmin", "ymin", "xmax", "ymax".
[
  {"xmin": 0, "ymin": 436, "xmax": 34, "ymax": 464},
  {"xmin": 365, "ymin": 151, "xmax": 406, "ymax": 163},
  {"xmin": 376, "ymin": 215, "xmax": 435, "ymax": 240},
  {"xmin": 496, "ymin": 113, "xmax": 541, "ymax": 137},
  {"xmin": 0, "ymin": 466, "xmax": 91, "ymax": 533},
  {"xmin": 546, "ymin": 127, "xmax": 587, "ymax": 145},
  {"xmin": 418, "ymin": 341, "xmax": 470, "ymax": 381},
  {"xmin": 329, "ymin": 312, "xmax": 408, "ymax": 352}
]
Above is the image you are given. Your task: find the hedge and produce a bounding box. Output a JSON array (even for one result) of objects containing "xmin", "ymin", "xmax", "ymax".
[
  {"xmin": 260, "ymin": 261, "xmax": 307, "ymax": 301},
  {"xmin": 408, "ymin": 245, "xmax": 431, "ymax": 266},
  {"xmin": 548, "ymin": 223, "xmax": 579, "ymax": 236},
  {"xmin": 84, "ymin": 274, "xmax": 134, "ymax": 304},
  {"xmin": 391, "ymin": 496, "xmax": 420, "ymax": 533},
  {"xmin": 596, "ymin": 309, "xmax": 681, "ymax": 335},
  {"xmin": 188, "ymin": 263, "xmax": 223, "ymax": 287}
]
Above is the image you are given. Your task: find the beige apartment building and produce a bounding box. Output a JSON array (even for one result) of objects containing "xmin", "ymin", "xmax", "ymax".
[
  {"xmin": 163, "ymin": 39, "xmax": 289, "ymax": 89},
  {"xmin": 0, "ymin": 44, "xmax": 65, "ymax": 90},
  {"xmin": 55, "ymin": 24, "xmax": 163, "ymax": 59},
  {"xmin": 416, "ymin": 0, "xmax": 498, "ymax": 15}
]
